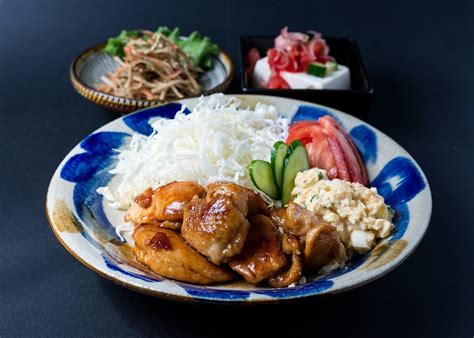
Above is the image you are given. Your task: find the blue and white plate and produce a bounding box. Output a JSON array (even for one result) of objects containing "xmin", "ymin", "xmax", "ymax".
[{"xmin": 46, "ymin": 95, "xmax": 432, "ymax": 303}]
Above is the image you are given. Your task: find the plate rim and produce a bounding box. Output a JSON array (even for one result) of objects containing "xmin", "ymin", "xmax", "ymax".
[{"xmin": 45, "ymin": 94, "xmax": 432, "ymax": 303}]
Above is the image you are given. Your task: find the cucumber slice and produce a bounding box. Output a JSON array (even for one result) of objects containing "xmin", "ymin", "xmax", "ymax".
[
  {"xmin": 281, "ymin": 145, "xmax": 310, "ymax": 206},
  {"xmin": 307, "ymin": 63, "xmax": 326, "ymax": 77},
  {"xmin": 271, "ymin": 141, "xmax": 288, "ymax": 191},
  {"xmin": 325, "ymin": 62, "xmax": 338, "ymax": 75},
  {"xmin": 249, "ymin": 160, "xmax": 280, "ymax": 199},
  {"xmin": 289, "ymin": 139, "xmax": 303, "ymax": 152},
  {"xmin": 284, "ymin": 140, "xmax": 304, "ymax": 167}
]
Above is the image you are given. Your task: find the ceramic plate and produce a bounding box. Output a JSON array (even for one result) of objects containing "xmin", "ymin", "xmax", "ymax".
[
  {"xmin": 46, "ymin": 95, "xmax": 431, "ymax": 303},
  {"xmin": 70, "ymin": 40, "xmax": 234, "ymax": 113}
]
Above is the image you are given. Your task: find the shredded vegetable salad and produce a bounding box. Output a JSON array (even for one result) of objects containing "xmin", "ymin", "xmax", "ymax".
[
  {"xmin": 98, "ymin": 94, "xmax": 289, "ymax": 209},
  {"xmin": 98, "ymin": 27, "xmax": 219, "ymax": 101}
]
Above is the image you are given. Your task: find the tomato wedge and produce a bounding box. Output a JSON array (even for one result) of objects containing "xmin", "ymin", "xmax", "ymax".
[
  {"xmin": 268, "ymin": 73, "xmax": 290, "ymax": 89},
  {"xmin": 287, "ymin": 116, "xmax": 368, "ymax": 185}
]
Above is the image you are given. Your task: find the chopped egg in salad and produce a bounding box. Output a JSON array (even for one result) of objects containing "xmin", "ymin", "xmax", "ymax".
[{"xmin": 292, "ymin": 168, "xmax": 394, "ymax": 254}]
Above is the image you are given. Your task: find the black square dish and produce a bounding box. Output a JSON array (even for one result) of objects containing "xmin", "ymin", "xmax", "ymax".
[{"xmin": 240, "ymin": 36, "xmax": 373, "ymax": 120}]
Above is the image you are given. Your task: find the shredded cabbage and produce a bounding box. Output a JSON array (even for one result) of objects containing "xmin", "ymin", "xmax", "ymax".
[{"xmin": 98, "ymin": 95, "xmax": 289, "ymax": 209}]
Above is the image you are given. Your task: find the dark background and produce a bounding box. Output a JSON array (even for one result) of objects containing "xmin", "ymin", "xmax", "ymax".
[{"xmin": 1, "ymin": 0, "xmax": 473, "ymax": 336}]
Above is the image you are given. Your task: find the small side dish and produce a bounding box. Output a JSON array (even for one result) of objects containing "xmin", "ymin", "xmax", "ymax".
[
  {"xmin": 98, "ymin": 95, "xmax": 394, "ymax": 287},
  {"xmin": 98, "ymin": 27, "xmax": 219, "ymax": 101},
  {"xmin": 247, "ymin": 27, "xmax": 350, "ymax": 90}
]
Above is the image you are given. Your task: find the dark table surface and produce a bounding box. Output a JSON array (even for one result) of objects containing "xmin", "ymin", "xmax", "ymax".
[{"xmin": 1, "ymin": 0, "xmax": 473, "ymax": 337}]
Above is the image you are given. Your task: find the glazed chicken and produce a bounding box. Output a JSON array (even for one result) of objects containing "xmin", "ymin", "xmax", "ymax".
[
  {"xmin": 182, "ymin": 194, "xmax": 250, "ymax": 265},
  {"xmin": 267, "ymin": 234, "xmax": 303, "ymax": 287},
  {"xmin": 281, "ymin": 202, "xmax": 321, "ymax": 237},
  {"xmin": 304, "ymin": 224, "xmax": 347, "ymax": 271},
  {"xmin": 271, "ymin": 202, "xmax": 346, "ymax": 272},
  {"xmin": 125, "ymin": 181, "xmax": 205, "ymax": 225},
  {"xmin": 133, "ymin": 224, "xmax": 234, "ymax": 284},
  {"xmin": 228, "ymin": 214, "xmax": 287, "ymax": 284},
  {"xmin": 155, "ymin": 220, "xmax": 182, "ymax": 231},
  {"xmin": 206, "ymin": 182, "xmax": 268, "ymax": 215},
  {"xmin": 269, "ymin": 207, "xmax": 286, "ymax": 228},
  {"xmin": 127, "ymin": 181, "xmax": 349, "ymax": 287}
]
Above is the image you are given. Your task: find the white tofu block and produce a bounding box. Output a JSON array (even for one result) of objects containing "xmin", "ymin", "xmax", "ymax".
[
  {"xmin": 252, "ymin": 57, "xmax": 272, "ymax": 88},
  {"xmin": 252, "ymin": 56, "xmax": 351, "ymax": 90}
]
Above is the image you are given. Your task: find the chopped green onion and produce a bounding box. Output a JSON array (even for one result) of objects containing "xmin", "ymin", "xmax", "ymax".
[{"xmin": 388, "ymin": 206, "xmax": 396, "ymax": 219}]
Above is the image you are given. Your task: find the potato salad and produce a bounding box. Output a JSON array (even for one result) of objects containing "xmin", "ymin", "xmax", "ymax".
[{"xmin": 292, "ymin": 168, "xmax": 394, "ymax": 253}]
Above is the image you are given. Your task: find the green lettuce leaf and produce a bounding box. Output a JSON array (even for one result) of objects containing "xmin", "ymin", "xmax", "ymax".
[
  {"xmin": 104, "ymin": 30, "xmax": 140, "ymax": 58},
  {"xmin": 157, "ymin": 26, "xmax": 219, "ymax": 69}
]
